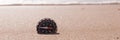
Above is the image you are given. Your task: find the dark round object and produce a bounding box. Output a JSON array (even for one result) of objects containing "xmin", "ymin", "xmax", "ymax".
[{"xmin": 37, "ymin": 18, "xmax": 57, "ymax": 34}]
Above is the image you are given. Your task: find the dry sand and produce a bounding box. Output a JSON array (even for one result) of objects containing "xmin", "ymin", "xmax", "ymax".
[{"xmin": 0, "ymin": 5, "xmax": 120, "ymax": 40}]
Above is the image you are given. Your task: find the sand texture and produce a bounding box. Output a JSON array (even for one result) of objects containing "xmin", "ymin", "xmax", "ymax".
[{"xmin": 0, "ymin": 5, "xmax": 120, "ymax": 40}]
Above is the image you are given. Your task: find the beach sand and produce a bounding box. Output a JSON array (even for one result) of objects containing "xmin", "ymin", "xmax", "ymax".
[{"xmin": 0, "ymin": 5, "xmax": 120, "ymax": 40}]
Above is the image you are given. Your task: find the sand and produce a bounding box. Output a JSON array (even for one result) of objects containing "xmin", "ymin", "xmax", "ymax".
[{"xmin": 0, "ymin": 5, "xmax": 120, "ymax": 40}]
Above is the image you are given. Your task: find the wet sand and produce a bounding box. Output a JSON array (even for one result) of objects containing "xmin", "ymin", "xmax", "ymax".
[{"xmin": 0, "ymin": 5, "xmax": 120, "ymax": 40}]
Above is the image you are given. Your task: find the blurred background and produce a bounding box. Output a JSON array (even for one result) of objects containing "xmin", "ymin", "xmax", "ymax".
[{"xmin": 0, "ymin": 0, "xmax": 119, "ymax": 4}]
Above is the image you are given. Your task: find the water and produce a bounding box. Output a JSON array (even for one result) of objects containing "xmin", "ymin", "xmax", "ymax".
[{"xmin": 0, "ymin": 0, "xmax": 119, "ymax": 4}]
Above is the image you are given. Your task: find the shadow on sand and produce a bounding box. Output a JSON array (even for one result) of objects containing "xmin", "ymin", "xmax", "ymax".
[{"xmin": 38, "ymin": 33, "xmax": 60, "ymax": 35}]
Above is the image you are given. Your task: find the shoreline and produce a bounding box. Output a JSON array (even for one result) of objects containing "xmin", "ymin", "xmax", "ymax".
[{"xmin": 0, "ymin": 3, "xmax": 120, "ymax": 6}]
